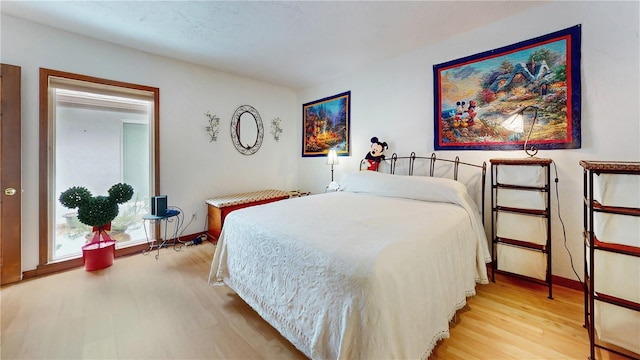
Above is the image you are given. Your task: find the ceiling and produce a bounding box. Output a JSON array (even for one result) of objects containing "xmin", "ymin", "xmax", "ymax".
[{"xmin": 1, "ymin": 1, "xmax": 545, "ymax": 90}]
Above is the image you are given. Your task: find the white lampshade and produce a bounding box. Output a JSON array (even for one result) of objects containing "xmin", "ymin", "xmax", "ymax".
[
  {"xmin": 501, "ymin": 112, "xmax": 524, "ymax": 133},
  {"xmin": 326, "ymin": 149, "xmax": 339, "ymax": 165},
  {"xmin": 500, "ymin": 105, "xmax": 540, "ymax": 157}
]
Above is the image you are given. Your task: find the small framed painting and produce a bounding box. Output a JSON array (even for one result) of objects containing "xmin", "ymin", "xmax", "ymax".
[
  {"xmin": 433, "ymin": 25, "xmax": 582, "ymax": 151},
  {"xmin": 302, "ymin": 91, "xmax": 351, "ymax": 157}
]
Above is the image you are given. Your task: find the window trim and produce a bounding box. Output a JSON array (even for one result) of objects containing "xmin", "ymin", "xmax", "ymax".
[{"xmin": 38, "ymin": 68, "xmax": 160, "ymax": 274}]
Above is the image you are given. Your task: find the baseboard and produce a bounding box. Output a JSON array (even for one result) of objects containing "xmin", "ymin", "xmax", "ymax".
[
  {"xmin": 486, "ymin": 264, "xmax": 585, "ymax": 292},
  {"xmin": 552, "ymin": 274, "xmax": 584, "ymax": 291},
  {"xmin": 20, "ymin": 231, "xmax": 209, "ymax": 282}
]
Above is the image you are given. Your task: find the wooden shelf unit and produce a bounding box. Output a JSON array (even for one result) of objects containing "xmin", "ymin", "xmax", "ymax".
[
  {"xmin": 490, "ymin": 157, "xmax": 553, "ymax": 299},
  {"xmin": 580, "ymin": 160, "xmax": 640, "ymax": 360}
]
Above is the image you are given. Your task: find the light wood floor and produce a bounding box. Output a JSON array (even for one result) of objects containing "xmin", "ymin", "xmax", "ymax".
[{"xmin": 0, "ymin": 241, "xmax": 632, "ymax": 359}]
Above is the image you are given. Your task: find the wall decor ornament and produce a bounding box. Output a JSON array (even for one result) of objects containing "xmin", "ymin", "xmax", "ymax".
[
  {"xmin": 302, "ymin": 91, "xmax": 350, "ymax": 157},
  {"xmin": 205, "ymin": 111, "xmax": 220, "ymax": 142},
  {"xmin": 270, "ymin": 117, "xmax": 283, "ymax": 142},
  {"xmin": 230, "ymin": 104, "xmax": 264, "ymax": 155},
  {"xmin": 433, "ymin": 25, "xmax": 581, "ymax": 151}
]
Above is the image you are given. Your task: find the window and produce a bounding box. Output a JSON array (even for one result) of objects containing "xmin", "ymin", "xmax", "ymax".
[{"xmin": 39, "ymin": 69, "xmax": 159, "ymax": 266}]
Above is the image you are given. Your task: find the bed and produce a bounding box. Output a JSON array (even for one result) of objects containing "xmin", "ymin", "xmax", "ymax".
[{"xmin": 209, "ymin": 154, "xmax": 491, "ymax": 359}]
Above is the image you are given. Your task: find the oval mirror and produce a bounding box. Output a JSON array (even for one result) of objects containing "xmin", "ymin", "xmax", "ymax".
[
  {"xmin": 239, "ymin": 112, "xmax": 258, "ymax": 148},
  {"xmin": 230, "ymin": 105, "xmax": 264, "ymax": 155}
]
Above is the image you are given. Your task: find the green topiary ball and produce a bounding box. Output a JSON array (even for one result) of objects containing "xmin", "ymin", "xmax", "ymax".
[
  {"xmin": 59, "ymin": 186, "xmax": 92, "ymax": 209},
  {"xmin": 108, "ymin": 183, "xmax": 134, "ymax": 204},
  {"xmin": 77, "ymin": 196, "xmax": 119, "ymax": 227}
]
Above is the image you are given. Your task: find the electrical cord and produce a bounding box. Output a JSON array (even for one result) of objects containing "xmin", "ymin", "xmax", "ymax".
[
  {"xmin": 203, "ymin": 210, "xmax": 209, "ymax": 232},
  {"xmin": 168, "ymin": 205, "xmax": 207, "ymax": 246},
  {"xmin": 191, "ymin": 210, "xmax": 210, "ymax": 246},
  {"xmin": 168, "ymin": 205, "xmax": 194, "ymax": 238},
  {"xmin": 551, "ymin": 160, "xmax": 585, "ymax": 290}
]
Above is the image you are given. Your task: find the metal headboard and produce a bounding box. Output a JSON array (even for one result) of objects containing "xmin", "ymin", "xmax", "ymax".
[{"xmin": 360, "ymin": 152, "xmax": 487, "ymax": 225}]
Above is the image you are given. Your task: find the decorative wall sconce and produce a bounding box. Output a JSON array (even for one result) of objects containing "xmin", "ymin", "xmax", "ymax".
[
  {"xmin": 205, "ymin": 111, "xmax": 220, "ymax": 142},
  {"xmin": 270, "ymin": 117, "xmax": 283, "ymax": 142}
]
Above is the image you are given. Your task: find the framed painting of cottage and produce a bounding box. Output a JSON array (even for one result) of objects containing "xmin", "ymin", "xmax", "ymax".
[
  {"xmin": 433, "ymin": 25, "xmax": 581, "ymax": 151},
  {"xmin": 302, "ymin": 91, "xmax": 351, "ymax": 157}
]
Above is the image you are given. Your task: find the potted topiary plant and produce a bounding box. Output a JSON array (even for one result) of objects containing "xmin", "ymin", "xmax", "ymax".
[{"xmin": 59, "ymin": 183, "xmax": 134, "ymax": 271}]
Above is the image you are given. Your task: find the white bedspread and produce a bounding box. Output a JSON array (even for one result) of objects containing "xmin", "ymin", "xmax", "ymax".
[{"xmin": 209, "ymin": 173, "xmax": 490, "ymax": 359}]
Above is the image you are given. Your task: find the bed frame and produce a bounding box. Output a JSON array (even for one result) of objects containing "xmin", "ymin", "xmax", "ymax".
[{"xmin": 360, "ymin": 152, "xmax": 487, "ymax": 224}]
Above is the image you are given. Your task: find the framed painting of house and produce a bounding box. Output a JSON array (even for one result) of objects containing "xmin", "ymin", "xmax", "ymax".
[
  {"xmin": 302, "ymin": 91, "xmax": 350, "ymax": 157},
  {"xmin": 433, "ymin": 25, "xmax": 581, "ymax": 151}
]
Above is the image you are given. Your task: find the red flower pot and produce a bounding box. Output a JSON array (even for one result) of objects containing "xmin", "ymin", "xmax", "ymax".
[
  {"xmin": 82, "ymin": 225, "xmax": 116, "ymax": 271},
  {"xmin": 82, "ymin": 240, "xmax": 116, "ymax": 271}
]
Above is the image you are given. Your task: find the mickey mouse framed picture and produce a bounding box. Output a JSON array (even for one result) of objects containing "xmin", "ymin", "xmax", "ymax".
[{"xmin": 433, "ymin": 25, "xmax": 582, "ymax": 151}]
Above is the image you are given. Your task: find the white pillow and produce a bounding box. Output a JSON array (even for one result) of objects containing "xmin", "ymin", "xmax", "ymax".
[{"xmin": 340, "ymin": 171, "xmax": 470, "ymax": 206}]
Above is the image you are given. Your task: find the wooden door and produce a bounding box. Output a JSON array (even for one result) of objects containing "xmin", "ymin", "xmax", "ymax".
[{"xmin": 0, "ymin": 63, "xmax": 22, "ymax": 285}]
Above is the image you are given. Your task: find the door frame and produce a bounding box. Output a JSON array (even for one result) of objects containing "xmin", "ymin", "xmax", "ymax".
[{"xmin": 0, "ymin": 63, "xmax": 22, "ymax": 285}]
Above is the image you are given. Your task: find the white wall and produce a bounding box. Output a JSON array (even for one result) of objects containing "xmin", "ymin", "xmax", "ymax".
[
  {"xmin": 297, "ymin": 1, "xmax": 640, "ymax": 282},
  {"xmin": 1, "ymin": 15, "xmax": 299, "ymax": 271}
]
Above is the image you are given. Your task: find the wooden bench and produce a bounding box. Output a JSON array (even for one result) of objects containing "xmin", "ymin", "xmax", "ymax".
[{"xmin": 205, "ymin": 189, "xmax": 290, "ymax": 241}]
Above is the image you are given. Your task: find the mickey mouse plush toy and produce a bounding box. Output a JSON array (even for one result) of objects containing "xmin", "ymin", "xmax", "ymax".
[{"xmin": 365, "ymin": 136, "xmax": 388, "ymax": 171}]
